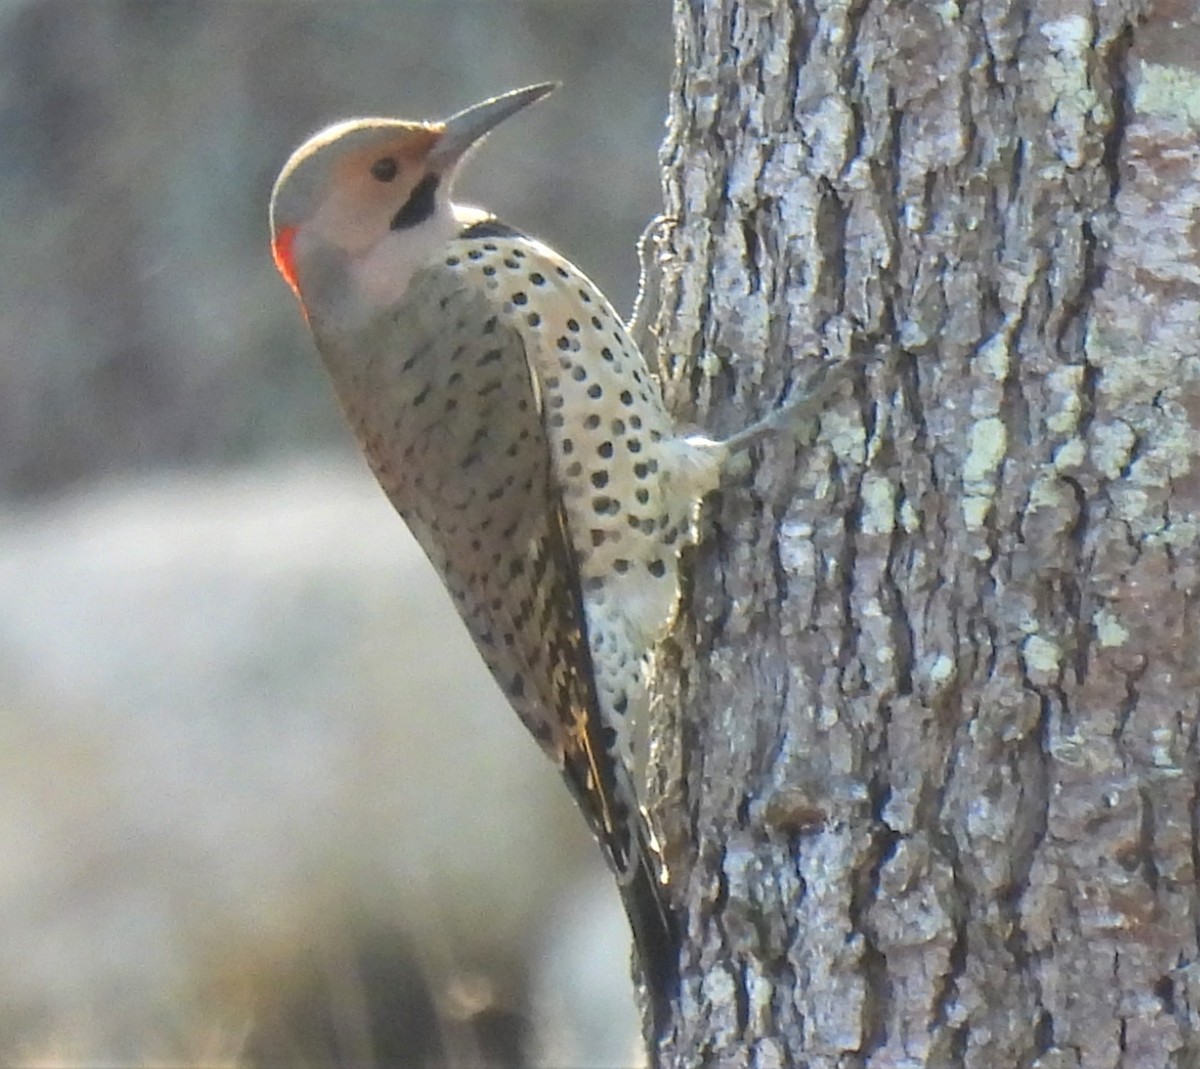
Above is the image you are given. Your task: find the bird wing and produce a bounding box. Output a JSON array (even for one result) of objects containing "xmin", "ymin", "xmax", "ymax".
[{"xmin": 328, "ymin": 260, "xmax": 634, "ymax": 872}]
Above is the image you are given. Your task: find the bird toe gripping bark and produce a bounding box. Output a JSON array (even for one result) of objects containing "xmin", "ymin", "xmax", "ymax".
[{"xmin": 718, "ymin": 354, "xmax": 862, "ymax": 461}]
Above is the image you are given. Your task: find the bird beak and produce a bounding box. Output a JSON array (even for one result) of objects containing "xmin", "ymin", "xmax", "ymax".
[{"xmin": 429, "ymin": 82, "xmax": 557, "ymax": 170}]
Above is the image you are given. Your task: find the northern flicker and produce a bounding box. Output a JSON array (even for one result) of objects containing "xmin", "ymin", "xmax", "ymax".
[{"xmin": 269, "ymin": 83, "xmax": 845, "ymax": 1033}]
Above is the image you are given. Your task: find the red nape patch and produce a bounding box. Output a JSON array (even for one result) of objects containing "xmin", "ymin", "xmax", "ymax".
[{"xmin": 271, "ymin": 225, "xmax": 302, "ymax": 301}]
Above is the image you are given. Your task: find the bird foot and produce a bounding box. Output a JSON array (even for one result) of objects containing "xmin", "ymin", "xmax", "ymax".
[{"xmin": 721, "ymin": 354, "xmax": 863, "ymax": 457}]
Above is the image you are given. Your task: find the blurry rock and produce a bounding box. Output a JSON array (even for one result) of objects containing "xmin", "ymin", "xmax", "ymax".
[{"xmin": 0, "ymin": 457, "xmax": 629, "ymax": 1062}]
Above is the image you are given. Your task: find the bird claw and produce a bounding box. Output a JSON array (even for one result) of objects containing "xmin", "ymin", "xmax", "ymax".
[{"xmin": 721, "ymin": 353, "xmax": 865, "ymax": 456}]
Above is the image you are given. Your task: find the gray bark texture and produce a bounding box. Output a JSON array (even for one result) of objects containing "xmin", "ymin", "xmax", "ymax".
[{"xmin": 644, "ymin": 1, "xmax": 1200, "ymax": 1066}]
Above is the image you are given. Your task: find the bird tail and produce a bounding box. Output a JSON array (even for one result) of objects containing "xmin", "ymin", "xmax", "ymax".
[
  {"xmin": 559, "ymin": 746, "xmax": 679, "ymax": 1041},
  {"xmin": 617, "ymin": 814, "xmax": 680, "ymax": 1043}
]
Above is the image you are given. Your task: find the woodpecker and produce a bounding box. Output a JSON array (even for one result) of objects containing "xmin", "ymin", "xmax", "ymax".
[{"xmin": 269, "ymin": 83, "xmax": 844, "ymax": 1033}]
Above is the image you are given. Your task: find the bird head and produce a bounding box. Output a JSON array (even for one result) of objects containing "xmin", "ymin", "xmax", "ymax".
[{"xmin": 269, "ymin": 82, "xmax": 556, "ymax": 313}]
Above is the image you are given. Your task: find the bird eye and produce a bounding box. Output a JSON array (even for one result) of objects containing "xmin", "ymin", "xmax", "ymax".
[{"xmin": 371, "ymin": 157, "xmax": 399, "ymax": 182}]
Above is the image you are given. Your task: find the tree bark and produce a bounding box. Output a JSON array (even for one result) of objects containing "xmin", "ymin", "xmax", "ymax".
[{"xmin": 647, "ymin": 1, "xmax": 1200, "ymax": 1065}]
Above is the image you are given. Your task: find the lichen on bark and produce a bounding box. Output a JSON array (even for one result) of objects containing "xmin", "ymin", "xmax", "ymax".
[{"xmin": 646, "ymin": 1, "xmax": 1200, "ymax": 1066}]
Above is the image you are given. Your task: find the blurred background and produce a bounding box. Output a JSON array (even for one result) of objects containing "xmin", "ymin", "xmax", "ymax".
[{"xmin": 0, "ymin": 2, "xmax": 670, "ymax": 1064}]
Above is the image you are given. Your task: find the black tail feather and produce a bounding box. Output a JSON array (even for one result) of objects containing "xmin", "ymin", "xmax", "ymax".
[
  {"xmin": 619, "ymin": 819, "xmax": 679, "ymax": 1046},
  {"xmin": 559, "ymin": 753, "xmax": 679, "ymax": 1043}
]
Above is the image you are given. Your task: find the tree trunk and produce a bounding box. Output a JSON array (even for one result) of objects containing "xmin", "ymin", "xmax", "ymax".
[{"xmin": 647, "ymin": 1, "xmax": 1200, "ymax": 1065}]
